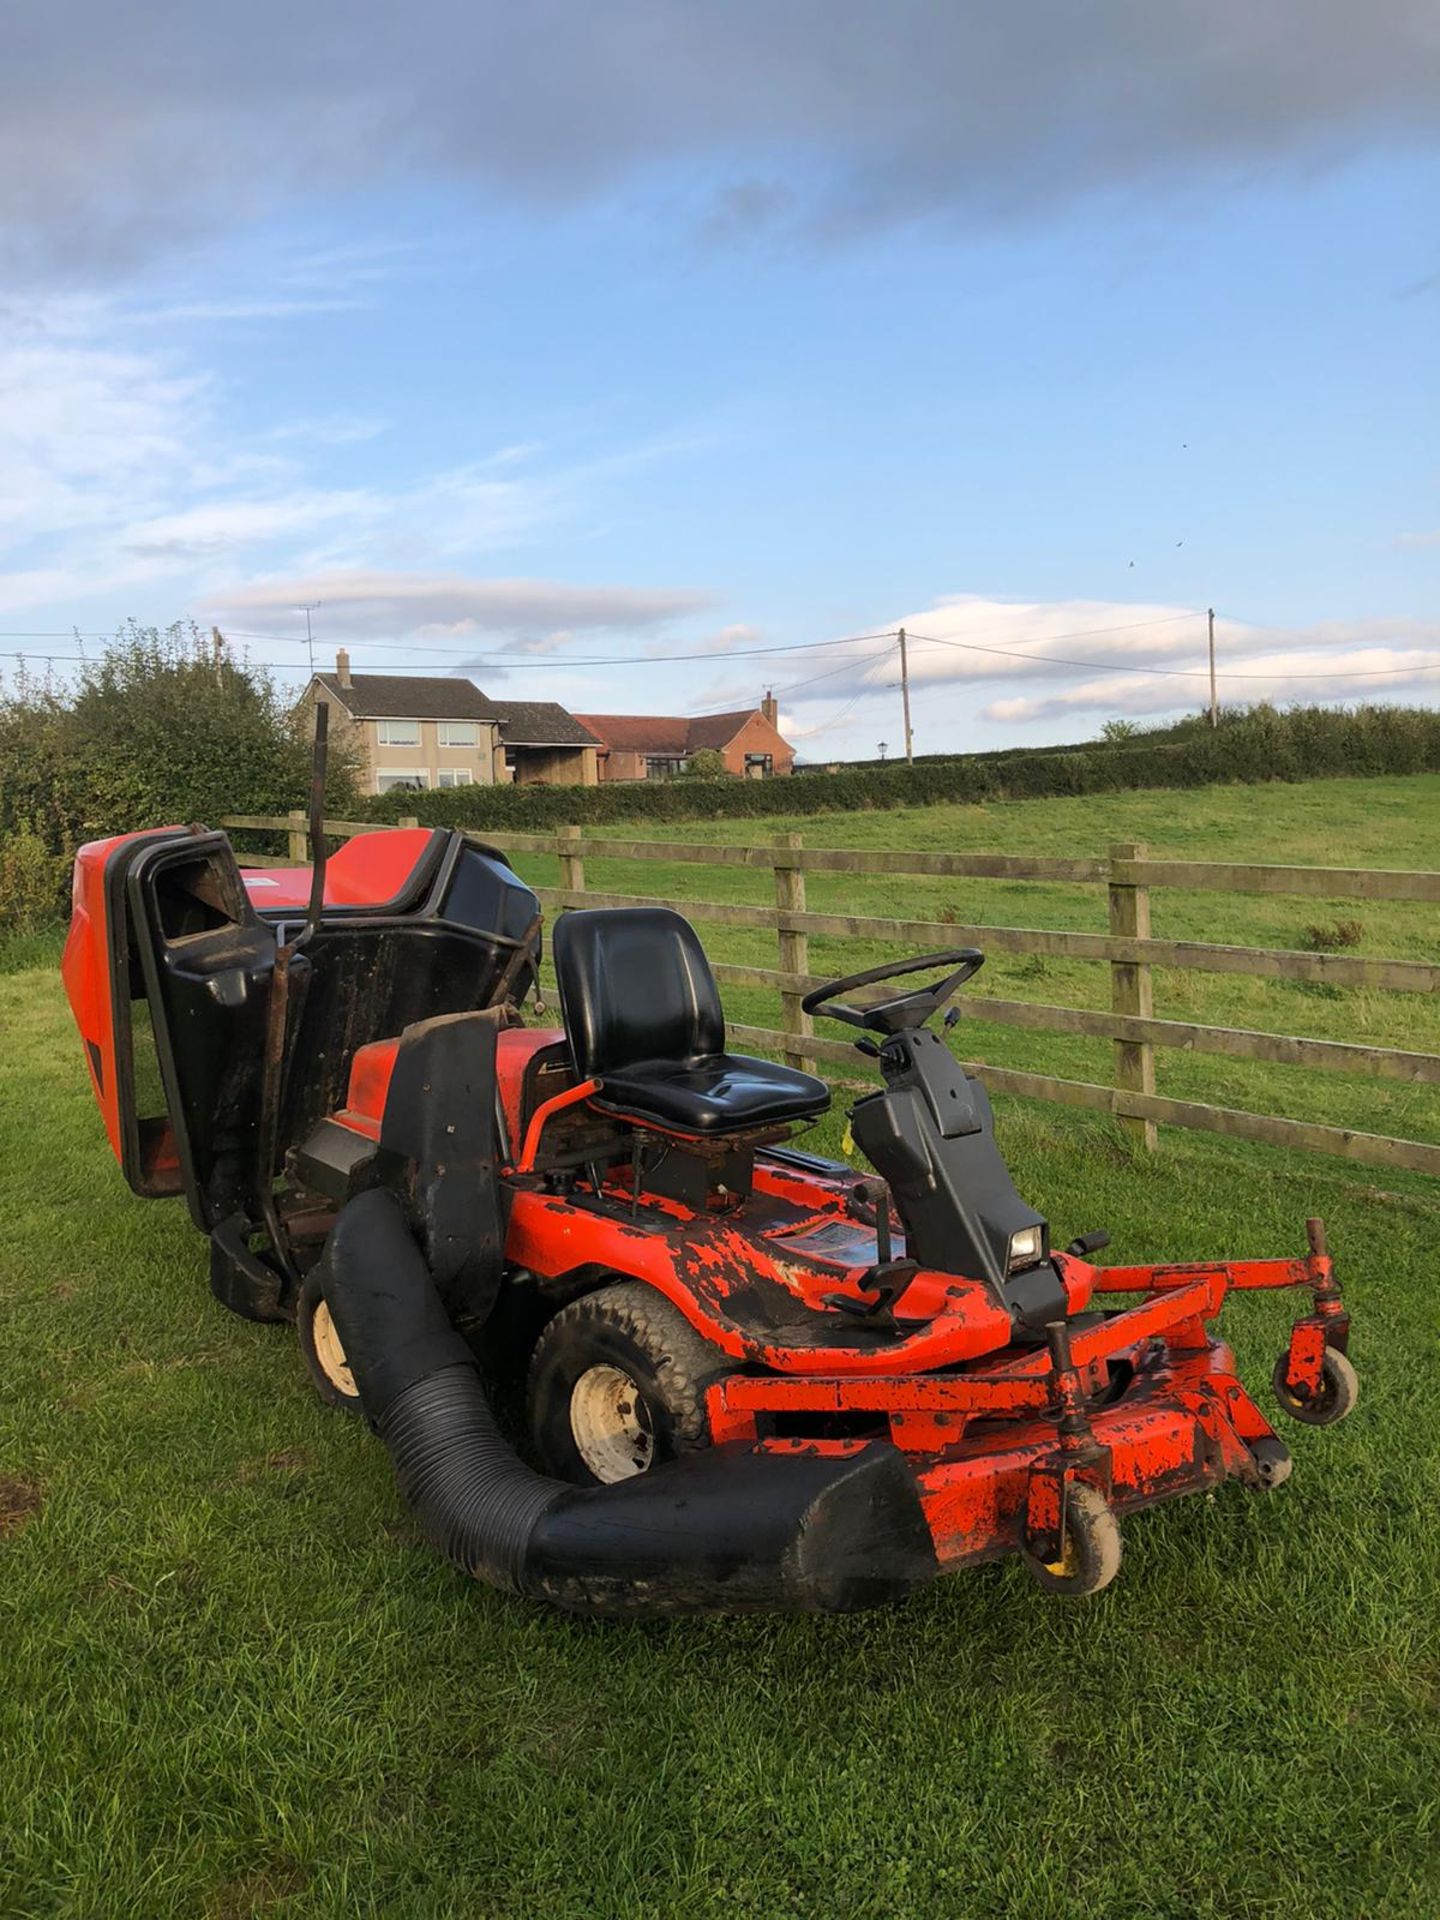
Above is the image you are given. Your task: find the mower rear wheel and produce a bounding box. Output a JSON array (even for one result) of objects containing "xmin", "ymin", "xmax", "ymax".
[
  {"xmin": 1021, "ymin": 1483, "xmax": 1122, "ymax": 1598},
  {"xmin": 297, "ymin": 1270, "xmax": 363, "ymax": 1415},
  {"xmin": 1272, "ymin": 1346, "xmax": 1359, "ymax": 1427},
  {"xmin": 527, "ymin": 1282, "xmax": 725, "ymax": 1486}
]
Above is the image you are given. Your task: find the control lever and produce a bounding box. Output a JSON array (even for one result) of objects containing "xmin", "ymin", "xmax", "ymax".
[
  {"xmin": 859, "ymin": 1178, "xmax": 894, "ymax": 1265},
  {"xmin": 1066, "ymin": 1229, "xmax": 1112, "ymax": 1258},
  {"xmin": 828, "ymin": 1179, "xmax": 919, "ymax": 1323}
]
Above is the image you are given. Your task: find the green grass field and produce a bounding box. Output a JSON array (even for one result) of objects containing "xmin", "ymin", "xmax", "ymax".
[
  {"xmin": 3, "ymin": 775, "xmax": 1439, "ymax": 1918},
  {"xmin": 502, "ymin": 772, "xmax": 1440, "ymax": 1165}
]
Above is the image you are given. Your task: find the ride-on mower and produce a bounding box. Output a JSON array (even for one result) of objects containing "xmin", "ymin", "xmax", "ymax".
[{"xmin": 62, "ymin": 728, "xmax": 1358, "ymax": 1614}]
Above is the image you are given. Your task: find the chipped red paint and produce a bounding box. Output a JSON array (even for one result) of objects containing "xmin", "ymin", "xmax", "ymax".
[
  {"xmin": 508, "ymin": 1178, "xmax": 1349, "ymax": 1570},
  {"xmin": 1279, "ymin": 1317, "xmax": 1329, "ymax": 1397},
  {"xmin": 507, "ymin": 1183, "xmax": 1019, "ymax": 1371}
]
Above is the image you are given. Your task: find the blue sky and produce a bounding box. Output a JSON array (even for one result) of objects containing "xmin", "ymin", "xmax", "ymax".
[{"xmin": 2, "ymin": 3, "xmax": 1438, "ymax": 757}]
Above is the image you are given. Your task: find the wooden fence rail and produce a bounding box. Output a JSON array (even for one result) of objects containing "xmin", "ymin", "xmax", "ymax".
[{"xmin": 221, "ymin": 814, "xmax": 1440, "ymax": 1180}]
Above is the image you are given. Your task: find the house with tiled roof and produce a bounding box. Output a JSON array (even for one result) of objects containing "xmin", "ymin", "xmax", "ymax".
[
  {"xmin": 492, "ymin": 700, "xmax": 603, "ymax": 786},
  {"xmin": 299, "ymin": 652, "xmax": 601, "ymax": 791},
  {"xmin": 574, "ymin": 693, "xmax": 794, "ymax": 781}
]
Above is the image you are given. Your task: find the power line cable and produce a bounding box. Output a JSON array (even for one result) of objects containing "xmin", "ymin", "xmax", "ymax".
[
  {"xmin": 213, "ymin": 625, "xmax": 903, "ymax": 666},
  {"xmin": 684, "ymin": 641, "xmax": 897, "ymax": 715},
  {"xmin": 904, "ymin": 629, "xmax": 1440, "ymax": 681},
  {"xmin": 4, "ymin": 611, "xmax": 1440, "ymax": 683}
]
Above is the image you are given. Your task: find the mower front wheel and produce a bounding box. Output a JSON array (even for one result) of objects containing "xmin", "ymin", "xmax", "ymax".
[
  {"xmin": 527, "ymin": 1282, "xmax": 725, "ymax": 1486},
  {"xmin": 297, "ymin": 1271, "xmax": 363, "ymax": 1415},
  {"xmin": 1021, "ymin": 1483, "xmax": 1122, "ymax": 1598},
  {"xmin": 1272, "ymin": 1346, "xmax": 1359, "ymax": 1427}
]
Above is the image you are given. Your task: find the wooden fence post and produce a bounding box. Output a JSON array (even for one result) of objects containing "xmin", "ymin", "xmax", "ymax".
[
  {"xmin": 1109, "ymin": 840, "xmax": 1157, "ymax": 1149},
  {"xmin": 287, "ymin": 809, "xmax": 307, "ymax": 862},
  {"xmin": 772, "ymin": 833, "xmax": 815, "ymax": 1075},
  {"xmin": 558, "ymin": 825, "xmax": 585, "ymax": 905}
]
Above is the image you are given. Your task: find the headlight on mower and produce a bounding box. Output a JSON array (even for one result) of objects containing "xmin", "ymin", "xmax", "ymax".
[{"xmin": 1006, "ymin": 1225, "xmax": 1044, "ymax": 1273}]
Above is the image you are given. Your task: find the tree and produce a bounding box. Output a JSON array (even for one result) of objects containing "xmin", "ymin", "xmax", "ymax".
[
  {"xmin": 0, "ymin": 621, "xmax": 359, "ymax": 932},
  {"xmin": 679, "ymin": 747, "xmax": 730, "ymax": 779}
]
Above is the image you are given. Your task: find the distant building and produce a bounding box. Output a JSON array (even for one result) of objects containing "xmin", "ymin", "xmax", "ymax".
[
  {"xmin": 575, "ymin": 693, "xmax": 794, "ymax": 781},
  {"xmin": 492, "ymin": 701, "xmax": 603, "ymax": 787},
  {"xmin": 299, "ymin": 653, "xmax": 600, "ymax": 792}
]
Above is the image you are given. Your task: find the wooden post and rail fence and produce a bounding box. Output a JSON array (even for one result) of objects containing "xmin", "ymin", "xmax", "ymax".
[{"xmin": 222, "ymin": 813, "xmax": 1440, "ymax": 1182}]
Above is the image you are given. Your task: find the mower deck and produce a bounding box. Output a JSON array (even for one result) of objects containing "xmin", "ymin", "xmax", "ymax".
[{"xmin": 494, "ymin": 1094, "xmax": 1349, "ymax": 1580}]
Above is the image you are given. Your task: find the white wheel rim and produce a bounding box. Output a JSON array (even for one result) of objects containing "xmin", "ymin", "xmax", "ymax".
[
  {"xmin": 312, "ymin": 1299, "xmax": 357, "ymax": 1399},
  {"xmin": 569, "ymin": 1364, "xmax": 655, "ymax": 1482}
]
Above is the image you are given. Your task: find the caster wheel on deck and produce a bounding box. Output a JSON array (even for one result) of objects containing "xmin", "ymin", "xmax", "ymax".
[
  {"xmin": 1272, "ymin": 1348, "xmax": 1359, "ymax": 1428},
  {"xmin": 1022, "ymin": 1482, "xmax": 1122, "ymax": 1598}
]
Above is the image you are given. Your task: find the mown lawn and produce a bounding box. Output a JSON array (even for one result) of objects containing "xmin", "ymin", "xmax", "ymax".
[{"xmin": 3, "ymin": 775, "xmax": 1439, "ymax": 1917}]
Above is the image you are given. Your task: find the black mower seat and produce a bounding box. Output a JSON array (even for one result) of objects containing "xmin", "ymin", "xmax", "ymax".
[{"xmin": 552, "ymin": 905, "xmax": 830, "ymax": 1137}]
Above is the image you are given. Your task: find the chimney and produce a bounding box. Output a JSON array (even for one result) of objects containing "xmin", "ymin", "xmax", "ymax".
[
  {"xmin": 761, "ymin": 687, "xmax": 778, "ymax": 728},
  {"xmin": 336, "ymin": 647, "xmax": 352, "ymax": 688}
]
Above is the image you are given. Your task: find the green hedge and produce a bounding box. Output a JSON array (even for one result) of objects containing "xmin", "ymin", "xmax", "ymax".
[{"xmin": 356, "ymin": 703, "xmax": 1440, "ymax": 832}]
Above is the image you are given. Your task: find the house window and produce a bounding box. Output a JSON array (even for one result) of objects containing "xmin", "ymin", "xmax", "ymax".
[
  {"xmin": 377, "ymin": 719, "xmax": 420, "ymax": 746},
  {"xmin": 437, "ymin": 769, "xmax": 473, "ymax": 789},
  {"xmin": 439, "ymin": 722, "xmax": 479, "ymax": 747},
  {"xmin": 376, "ymin": 770, "xmax": 429, "ymax": 793},
  {"xmin": 645, "ymin": 756, "xmax": 688, "ymax": 780},
  {"xmin": 744, "ymin": 752, "xmax": 774, "ymax": 776}
]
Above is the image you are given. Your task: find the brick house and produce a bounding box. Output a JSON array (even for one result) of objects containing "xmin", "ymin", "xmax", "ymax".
[
  {"xmin": 299, "ymin": 652, "xmax": 600, "ymax": 792},
  {"xmin": 575, "ymin": 693, "xmax": 794, "ymax": 781}
]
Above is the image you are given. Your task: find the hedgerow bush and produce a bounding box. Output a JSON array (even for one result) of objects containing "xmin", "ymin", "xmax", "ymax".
[
  {"xmin": 356, "ymin": 703, "xmax": 1440, "ymax": 833},
  {"xmin": 0, "ymin": 623, "xmax": 359, "ymax": 932}
]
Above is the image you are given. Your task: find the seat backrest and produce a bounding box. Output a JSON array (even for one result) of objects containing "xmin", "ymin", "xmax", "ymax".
[{"xmin": 553, "ymin": 907, "xmax": 726, "ymax": 1078}]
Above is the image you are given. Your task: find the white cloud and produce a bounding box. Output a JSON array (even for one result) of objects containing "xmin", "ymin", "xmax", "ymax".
[
  {"xmin": 202, "ymin": 568, "xmax": 713, "ymax": 641},
  {"xmin": 0, "ymin": 292, "xmax": 713, "ymax": 637},
  {"xmin": 985, "ymin": 644, "xmax": 1440, "ymax": 722},
  {"xmin": 0, "ymin": 339, "xmax": 208, "ymax": 549},
  {"xmin": 121, "ymin": 491, "xmax": 381, "ymax": 560},
  {"xmin": 764, "ymin": 594, "xmax": 1440, "ymax": 734}
]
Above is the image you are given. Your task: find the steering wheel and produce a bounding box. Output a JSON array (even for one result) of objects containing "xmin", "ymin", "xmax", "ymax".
[{"xmin": 801, "ymin": 948, "xmax": 985, "ymax": 1035}]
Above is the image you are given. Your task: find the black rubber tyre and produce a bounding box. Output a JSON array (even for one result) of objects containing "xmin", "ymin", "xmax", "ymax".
[
  {"xmin": 1021, "ymin": 1482, "xmax": 1123, "ymax": 1597},
  {"xmin": 1272, "ymin": 1347, "xmax": 1359, "ymax": 1428},
  {"xmin": 526, "ymin": 1281, "xmax": 727, "ymax": 1486},
  {"xmin": 297, "ymin": 1269, "xmax": 364, "ymax": 1414}
]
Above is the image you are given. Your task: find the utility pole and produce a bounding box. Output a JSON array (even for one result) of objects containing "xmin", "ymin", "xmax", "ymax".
[
  {"xmin": 210, "ymin": 625, "xmax": 225, "ymax": 683},
  {"xmin": 1207, "ymin": 607, "xmax": 1218, "ymax": 729},
  {"xmin": 297, "ymin": 601, "xmax": 321, "ymax": 676},
  {"xmin": 898, "ymin": 626, "xmax": 914, "ymax": 764}
]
